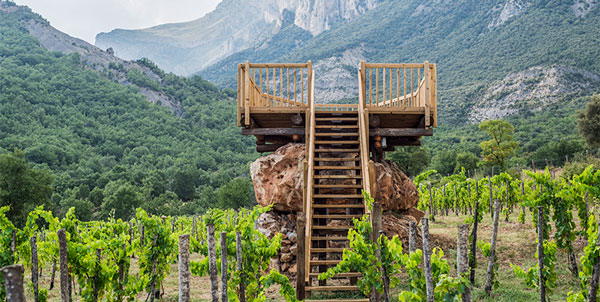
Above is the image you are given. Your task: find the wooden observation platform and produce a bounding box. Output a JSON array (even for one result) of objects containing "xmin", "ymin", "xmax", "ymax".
[{"xmin": 237, "ymin": 60, "xmax": 437, "ymax": 301}]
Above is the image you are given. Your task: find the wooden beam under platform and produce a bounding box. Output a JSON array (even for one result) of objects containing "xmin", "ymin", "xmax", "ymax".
[
  {"xmin": 369, "ymin": 128, "xmax": 433, "ymax": 137},
  {"xmin": 256, "ymin": 144, "xmax": 286, "ymax": 153},
  {"xmin": 242, "ymin": 128, "xmax": 305, "ymax": 136}
]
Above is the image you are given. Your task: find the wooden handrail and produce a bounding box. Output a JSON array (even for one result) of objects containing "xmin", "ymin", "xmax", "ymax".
[
  {"xmin": 358, "ymin": 70, "xmax": 372, "ymax": 216},
  {"xmin": 304, "ymin": 72, "xmax": 316, "ymax": 283}
]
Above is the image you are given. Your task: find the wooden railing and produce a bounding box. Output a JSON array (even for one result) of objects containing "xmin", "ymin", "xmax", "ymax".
[
  {"xmin": 358, "ymin": 70, "xmax": 374, "ymax": 216},
  {"xmin": 238, "ymin": 61, "xmax": 313, "ymax": 127},
  {"xmin": 360, "ymin": 61, "xmax": 437, "ymax": 127},
  {"xmin": 304, "ymin": 72, "xmax": 316, "ymax": 283}
]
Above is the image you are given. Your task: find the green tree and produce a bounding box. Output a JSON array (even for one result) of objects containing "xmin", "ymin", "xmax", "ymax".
[
  {"xmin": 0, "ymin": 150, "xmax": 54, "ymax": 227},
  {"xmin": 454, "ymin": 151, "xmax": 479, "ymax": 173},
  {"xmin": 216, "ymin": 178, "xmax": 254, "ymax": 209},
  {"xmin": 431, "ymin": 150, "xmax": 457, "ymax": 175},
  {"xmin": 479, "ymin": 120, "xmax": 518, "ymax": 171},
  {"xmin": 578, "ymin": 95, "xmax": 600, "ymax": 148},
  {"xmin": 100, "ymin": 180, "xmax": 143, "ymax": 220},
  {"xmin": 388, "ymin": 147, "xmax": 430, "ymax": 177}
]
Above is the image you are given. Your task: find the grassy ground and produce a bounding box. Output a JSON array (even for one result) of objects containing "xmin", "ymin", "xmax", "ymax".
[{"xmin": 25, "ymin": 210, "xmax": 587, "ymax": 301}]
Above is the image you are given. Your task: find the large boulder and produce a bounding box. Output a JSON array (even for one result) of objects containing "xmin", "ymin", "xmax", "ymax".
[
  {"xmin": 250, "ymin": 144, "xmax": 305, "ymax": 212},
  {"xmin": 250, "ymin": 144, "xmax": 420, "ymax": 212},
  {"xmin": 374, "ymin": 160, "xmax": 420, "ymax": 211}
]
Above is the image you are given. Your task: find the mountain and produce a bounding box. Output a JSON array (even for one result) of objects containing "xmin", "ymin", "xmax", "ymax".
[
  {"xmin": 94, "ymin": 0, "xmax": 384, "ymax": 76},
  {"xmin": 0, "ymin": 1, "xmax": 256, "ymax": 219},
  {"xmin": 200, "ymin": 0, "xmax": 600, "ymax": 122}
]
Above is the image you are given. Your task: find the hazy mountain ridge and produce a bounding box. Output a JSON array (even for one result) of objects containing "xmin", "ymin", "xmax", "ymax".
[
  {"xmin": 0, "ymin": 2, "xmax": 183, "ymax": 115},
  {"xmin": 94, "ymin": 0, "xmax": 384, "ymax": 76}
]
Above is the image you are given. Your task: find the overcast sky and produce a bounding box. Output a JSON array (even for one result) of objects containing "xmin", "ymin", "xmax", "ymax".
[{"xmin": 14, "ymin": 0, "xmax": 223, "ymax": 44}]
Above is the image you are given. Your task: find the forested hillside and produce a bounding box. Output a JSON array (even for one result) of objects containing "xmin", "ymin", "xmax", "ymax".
[{"xmin": 0, "ymin": 2, "xmax": 256, "ymax": 222}]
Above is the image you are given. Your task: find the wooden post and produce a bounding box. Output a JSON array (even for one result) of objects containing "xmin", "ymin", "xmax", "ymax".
[
  {"xmin": 58, "ymin": 229, "xmax": 69, "ymax": 302},
  {"xmin": 31, "ymin": 234, "xmax": 39, "ymax": 302},
  {"xmin": 409, "ymin": 221, "xmax": 416, "ymax": 253},
  {"xmin": 93, "ymin": 249, "xmax": 101, "ymax": 302},
  {"xmin": 588, "ymin": 207, "xmax": 600, "ymax": 302},
  {"xmin": 236, "ymin": 231, "xmax": 246, "ymax": 302},
  {"xmin": 208, "ymin": 225, "xmax": 219, "ymax": 302},
  {"xmin": 457, "ymin": 224, "xmax": 471, "ymax": 302},
  {"xmin": 428, "ymin": 182, "xmax": 435, "ymax": 221},
  {"xmin": 220, "ymin": 232, "xmax": 228, "ymax": 302},
  {"xmin": 1, "ymin": 264, "xmax": 26, "ymax": 302},
  {"xmin": 470, "ymin": 199, "xmax": 479, "ymax": 285},
  {"xmin": 371, "ymin": 201, "xmax": 383, "ymax": 302},
  {"xmin": 537, "ymin": 206, "xmax": 546, "ymax": 302},
  {"xmin": 49, "ymin": 259, "xmax": 57, "ymax": 290},
  {"xmin": 422, "ymin": 218, "xmax": 434, "ymax": 302},
  {"xmin": 488, "ymin": 176, "xmax": 493, "ymax": 218},
  {"xmin": 296, "ymin": 215, "xmax": 306, "ymax": 300},
  {"xmin": 179, "ymin": 234, "xmax": 190, "ymax": 302},
  {"xmin": 424, "ymin": 61, "xmax": 430, "ymax": 127},
  {"xmin": 484, "ymin": 200, "xmax": 500, "ymax": 294},
  {"xmin": 244, "ymin": 61, "xmax": 251, "ymax": 127}
]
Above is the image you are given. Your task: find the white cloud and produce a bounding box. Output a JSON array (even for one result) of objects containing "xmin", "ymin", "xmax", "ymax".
[{"xmin": 14, "ymin": 0, "xmax": 222, "ymax": 44}]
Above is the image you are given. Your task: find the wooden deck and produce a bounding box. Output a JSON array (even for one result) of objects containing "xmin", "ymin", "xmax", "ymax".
[
  {"xmin": 237, "ymin": 60, "xmax": 437, "ymax": 300},
  {"xmin": 238, "ymin": 60, "xmax": 437, "ymax": 153}
]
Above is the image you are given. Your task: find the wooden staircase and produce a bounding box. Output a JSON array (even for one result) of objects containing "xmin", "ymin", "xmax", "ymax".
[{"xmin": 303, "ymin": 111, "xmax": 371, "ymax": 302}]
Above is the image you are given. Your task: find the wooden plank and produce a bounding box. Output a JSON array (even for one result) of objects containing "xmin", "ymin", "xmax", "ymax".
[
  {"xmin": 305, "ymin": 285, "xmax": 360, "ymax": 291},
  {"xmin": 244, "ymin": 61, "xmax": 250, "ymax": 127},
  {"xmin": 312, "ymin": 204, "xmax": 364, "ymax": 208},
  {"xmin": 249, "ymin": 63, "xmax": 308, "ymax": 68},
  {"xmin": 369, "ymin": 128, "xmax": 433, "ymax": 137},
  {"xmin": 315, "ymin": 140, "xmax": 359, "ymax": 144},
  {"xmin": 311, "ymin": 236, "xmax": 348, "ymax": 240},
  {"xmin": 312, "ymin": 214, "xmax": 362, "ymax": 218},
  {"xmin": 256, "ymin": 144, "xmax": 286, "ymax": 152},
  {"xmin": 314, "ymin": 194, "xmax": 363, "ymax": 198},
  {"xmin": 310, "ymin": 248, "xmax": 350, "ymax": 252},
  {"xmin": 314, "ymin": 149, "xmax": 359, "ymax": 153},
  {"xmin": 241, "ymin": 128, "xmax": 305, "ymax": 136},
  {"xmin": 315, "ymin": 117, "xmax": 358, "ymax": 121},
  {"xmin": 312, "ymin": 226, "xmax": 353, "ymax": 230},
  {"xmin": 365, "ymin": 63, "xmax": 425, "ymax": 69},
  {"xmin": 314, "ymin": 166, "xmax": 361, "ymax": 170},
  {"xmin": 315, "ymin": 125, "xmax": 358, "ymax": 129},
  {"xmin": 314, "ymin": 133, "xmax": 359, "ymax": 137},
  {"xmin": 314, "ymin": 158, "xmax": 359, "ymax": 162},
  {"xmin": 313, "ymin": 175, "xmax": 361, "ymax": 179}
]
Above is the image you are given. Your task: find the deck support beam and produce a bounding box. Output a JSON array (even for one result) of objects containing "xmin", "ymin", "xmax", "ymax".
[{"xmin": 369, "ymin": 128, "xmax": 433, "ymax": 137}]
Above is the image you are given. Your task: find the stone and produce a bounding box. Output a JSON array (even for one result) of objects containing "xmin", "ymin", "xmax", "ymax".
[
  {"xmin": 281, "ymin": 245, "xmax": 291, "ymax": 253},
  {"xmin": 382, "ymin": 213, "xmax": 423, "ymax": 250},
  {"xmin": 288, "ymin": 264, "xmax": 297, "ymax": 274},
  {"xmin": 374, "ymin": 160, "xmax": 420, "ymax": 211},
  {"xmin": 281, "ymin": 262, "xmax": 291, "ymax": 272},
  {"xmin": 290, "ymin": 243, "xmax": 298, "ymax": 256},
  {"xmin": 280, "ymin": 253, "xmax": 294, "ymax": 263},
  {"xmin": 250, "ymin": 143, "xmax": 305, "ymax": 212}
]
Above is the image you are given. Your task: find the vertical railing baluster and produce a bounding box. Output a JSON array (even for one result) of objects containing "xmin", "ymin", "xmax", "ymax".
[
  {"xmin": 396, "ymin": 68, "xmax": 400, "ymax": 107},
  {"xmin": 389, "ymin": 68, "xmax": 392, "ymax": 107},
  {"xmin": 294, "ymin": 68, "xmax": 297, "ymax": 104},
  {"xmin": 266, "ymin": 67, "xmax": 269, "ymax": 107},
  {"xmin": 280, "ymin": 68, "xmax": 283, "ymax": 107},
  {"xmin": 376, "ymin": 68, "xmax": 379, "ymax": 106},
  {"xmin": 410, "ymin": 68, "xmax": 414, "ymax": 107},
  {"xmin": 369, "ymin": 68, "xmax": 372, "ymax": 106},
  {"xmin": 403, "ymin": 68, "xmax": 407, "ymax": 107},
  {"xmin": 301, "ymin": 68, "xmax": 304, "ymax": 105},
  {"xmin": 383, "ymin": 67, "xmax": 386, "ymax": 107}
]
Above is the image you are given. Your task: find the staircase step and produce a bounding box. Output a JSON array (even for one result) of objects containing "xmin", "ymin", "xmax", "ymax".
[
  {"xmin": 312, "ymin": 204, "xmax": 364, "ymax": 209},
  {"xmin": 315, "ymin": 133, "xmax": 359, "ymax": 137},
  {"xmin": 310, "ymin": 248, "xmax": 350, "ymax": 253},
  {"xmin": 311, "ymin": 236, "xmax": 348, "ymax": 240},
  {"xmin": 312, "ymin": 225, "xmax": 353, "ymax": 230},
  {"xmin": 306, "ymin": 285, "xmax": 360, "ymax": 291},
  {"xmin": 314, "ymin": 175, "xmax": 361, "ymax": 179},
  {"xmin": 315, "ymin": 125, "xmax": 358, "ymax": 129},
  {"xmin": 315, "ymin": 140, "xmax": 360, "ymax": 145},
  {"xmin": 313, "ymin": 214, "xmax": 362, "ymax": 219},
  {"xmin": 310, "ymin": 260, "xmax": 343, "ymax": 266},
  {"xmin": 308, "ymin": 272, "xmax": 362, "ymax": 278},
  {"xmin": 315, "ymin": 149, "xmax": 359, "ymax": 153},
  {"xmin": 312, "ymin": 214, "xmax": 363, "ymax": 219},
  {"xmin": 314, "ymin": 194, "xmax": 363, "ymax": 199},
  {"xmin": 313, "ymin": 184, "xmax": 362, "ymax": 188},
  {"xmin": 315, "ymin": 117, "xmax": 358, "ymax": 121},
  {"xmin": 314, "ymin": 166, "xmax": 361, "ymax": 170},
  {"xmin": 314, "ymin": 158, "xmax": 358, "ymax": 162}
]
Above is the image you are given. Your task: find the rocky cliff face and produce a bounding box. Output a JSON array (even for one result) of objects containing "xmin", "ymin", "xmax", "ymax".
[
  {"xmin": 468, "ymin": 66, "xmax": 600, "ymax": 123},
  {"xmin": 95, "ymin": 0, "xmax": 382, "ymax": 76}
]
